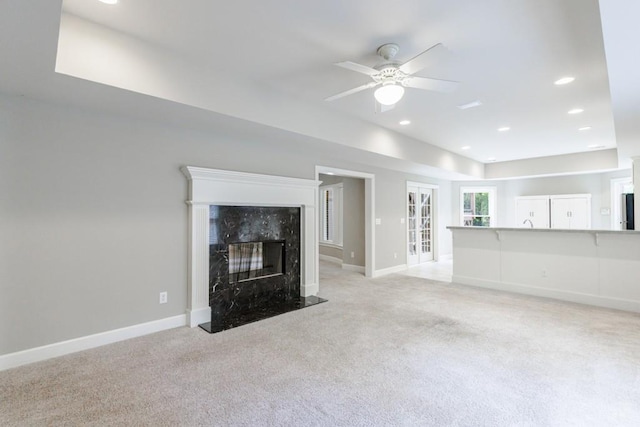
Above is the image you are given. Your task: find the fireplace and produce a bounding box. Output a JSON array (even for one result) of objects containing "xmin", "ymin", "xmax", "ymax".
[
  {"xmin": 181, "ymin": 166, "xmax": 324, "ymax": 330},
  {"xmin": 202, "ymin": 205, "xmax": 325, "ymax": 333}
]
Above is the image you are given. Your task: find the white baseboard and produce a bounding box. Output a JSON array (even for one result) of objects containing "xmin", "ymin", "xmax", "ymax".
[
  {"xmin": 187, "ymin": 307, "xmax": 211, "ymax": 328},
  {"xmin": 342, "ymin": 263, "xmax": 365, "ymax": 273},
  {"xmin": 452, "ymin": 275, "xmax": 640, "ymax": 313},
  {"xmin": 0, "ymin": 314, "xmax": 187, "ymax": 372},
  {"xmin": 372, "ymin": 264, "xmax": 408, "ymax": 278},
  {"xmin": 319, "ymin": 254, "xmax": 342, "ymax": 265}
]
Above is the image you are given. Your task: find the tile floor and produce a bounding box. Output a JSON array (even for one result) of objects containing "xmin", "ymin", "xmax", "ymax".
[
  {"xmin": 319, "ymin": 256, "xmax": 453, "ymax": 283},
  {"xmin": 402, "ymin": 257, "xmax": 453, "ymax": 282}
]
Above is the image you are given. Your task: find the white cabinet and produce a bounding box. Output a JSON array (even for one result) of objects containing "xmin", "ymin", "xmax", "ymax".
[
  {"xmin": 550, "ymin": 194, "xmax": 591, "ymax": 229},
  {"xmin": 515, "ymin": 193, "xmax": 591, "ymax": 229},
  {"xmin": 515, "ymin": 196, "xmax": 550, "ymax": 228}
]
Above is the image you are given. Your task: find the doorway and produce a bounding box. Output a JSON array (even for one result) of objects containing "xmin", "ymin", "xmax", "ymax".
[
  {"xmin": 316, "ymin": 166, "xmax": 375, "ymax": 278},
  {"xmin": 611, "ymin": 176, "xmax": 634, "ymax": 230},
  {"xmin": 407, "ymin": 183, "xmax": 437, "ymax": 266}
]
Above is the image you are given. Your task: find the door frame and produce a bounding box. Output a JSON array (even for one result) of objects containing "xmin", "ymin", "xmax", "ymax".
[
  {"xmin": 610, "ymin": 176, "xmax": 633, "ymax": 230},
  {"xmin": 316, "ymin": 166, "xmax": 375, "ymax": 278},
  {"xmin": 407, "ymin": 181, "xmax": 439, "ymax": 265}
]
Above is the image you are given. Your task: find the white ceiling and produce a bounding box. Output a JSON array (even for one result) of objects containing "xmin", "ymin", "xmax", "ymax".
[{"xmin": 2, "ymin": 0, "xmax": 639, "ymax": 179}]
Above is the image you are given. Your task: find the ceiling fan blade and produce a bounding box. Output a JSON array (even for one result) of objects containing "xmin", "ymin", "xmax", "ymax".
[
  {"xmin": 403, "ymin": 76, "xmax": 459, "ymax": 93},
  {"xmin": 325, "ymin": 82, "xmax": 379, "ymax": 101},
  {"xmin": 335, "ymin": 61, "xmax": 379, "ymax": 76},
  {"xmin": 399, "ymin": 43, "xmax": 449, "ymax": 75}
]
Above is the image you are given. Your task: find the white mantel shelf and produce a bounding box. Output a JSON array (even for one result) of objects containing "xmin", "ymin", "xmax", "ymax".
[{"xmin": 448, "ymin": 226, "xmax": 640, "ymax": 313}]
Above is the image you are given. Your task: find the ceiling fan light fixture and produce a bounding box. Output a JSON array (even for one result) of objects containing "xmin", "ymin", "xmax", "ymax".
[{"xmin": 374, "ymin": 83, "xmax": 405, "ymax": 106}]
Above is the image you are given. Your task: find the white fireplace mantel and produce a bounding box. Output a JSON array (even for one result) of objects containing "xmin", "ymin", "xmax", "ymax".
[{"xmin": 181, "ymin": 166, "xmax": 321, "ymax": 327}]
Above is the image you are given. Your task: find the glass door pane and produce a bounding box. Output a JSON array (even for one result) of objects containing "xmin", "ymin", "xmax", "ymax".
[
  {"xmin": 408, "ymin": 190, "xmax": 417, "ymax": 257},
  {"xmin": 420, "ymin": 191, "xmax": 431, "ymax": 256},
  {"xmin": 419, "ymin": 189, "xmax": 433, "ymax": 262},
  {"xmin": 408, "ymin": 186, "xmax": 434, "ymax": 265}
]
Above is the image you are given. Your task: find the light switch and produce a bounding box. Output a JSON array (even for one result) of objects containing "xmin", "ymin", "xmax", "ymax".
[{"xmin": 375, "ymin": 218, "xmax": 382, "ymax": 225}]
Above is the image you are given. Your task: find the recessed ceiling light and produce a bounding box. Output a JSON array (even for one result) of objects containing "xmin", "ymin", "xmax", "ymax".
[
  {"xmin": 568, "ymin": 108, "xmax": 584, "ymax": 114},
  {"xmin": 497, "ymin": 127, "xmax": 510, "ymax": 132},
  {"xmin": 461, "ymin": 145, "xmax": 471, "ymax": 150},
  {"xmin": 99, "ymin": 0, "xmax": 118, "ymax": 3},
  {"xmin": 399, "ymin": 120, "xmax": 411, "ymax": 126},
  {"xmin": 325, "ymin": 172, "xmax": 335, "ymax": 175},
  {"xmin": 579, "ymin": 126, "xmax": 592, "ymax": 131},
  {"xmin": 554, "ymin": 77, "xmax": 575, "ymax": 85},
  {"xmin": 487, "ymin": 157, "xmax": 497, "ymax": 162},
  {"xmin": 457, "ymin": 100, "xmax": 483, "ymax": 110}
]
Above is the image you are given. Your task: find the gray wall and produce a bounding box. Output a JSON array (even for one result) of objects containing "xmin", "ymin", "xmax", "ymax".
[
  {"xmin": 342, "ymin": 177, "xmax": 365, "ymax": 266},
  {"xmin": 319, "ymin": 245, "xmax": 343, "ymax": 260},
  {"xmin": 0, "ymin": 94, "xmax": 453, "ymax": 355}
]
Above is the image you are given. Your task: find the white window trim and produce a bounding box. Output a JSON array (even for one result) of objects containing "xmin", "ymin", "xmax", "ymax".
[
  {"xmin": 320, "ymin": 183, "xmax": 343, "ymax": 247},
  {"xmin": 460, "ymin": 186, "xmax": 497, "ymax": 227}
]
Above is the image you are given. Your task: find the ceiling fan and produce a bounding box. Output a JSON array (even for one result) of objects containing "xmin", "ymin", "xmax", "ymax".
[{"xmin": 325, "ymin": 43, "xmax": 458, "ymax": 109}]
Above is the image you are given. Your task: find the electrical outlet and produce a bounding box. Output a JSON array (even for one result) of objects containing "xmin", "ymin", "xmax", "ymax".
[
  {"xmin": 541, "ymin": 269, "xmax": 548, "ymax": 278},
  {"xmin": 350, "ymin": 251, "xmax": 355, "ymax": 258},
  {"xmin": 400, "ymin": 218, "xmax": 405, "ymax": 224},
  {"xmin": 159, "ymin": 291, "xmax": 168, "ymax": 304}
]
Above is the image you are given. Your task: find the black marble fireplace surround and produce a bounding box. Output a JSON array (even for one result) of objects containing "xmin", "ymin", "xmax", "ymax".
[{"xmin": 201, "ymin": 206, "xmax": 326, "ymax": 333}]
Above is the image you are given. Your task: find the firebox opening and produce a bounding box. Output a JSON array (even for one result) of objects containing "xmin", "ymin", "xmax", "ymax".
[{"xmin": 228, "ymin": 240, "xmax": 285, "ymax": 283}]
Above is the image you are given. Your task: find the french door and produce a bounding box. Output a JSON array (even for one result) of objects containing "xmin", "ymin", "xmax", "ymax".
[{"xmin": 407, "ymin": 185, "xmax": 434, "ymax": 265}]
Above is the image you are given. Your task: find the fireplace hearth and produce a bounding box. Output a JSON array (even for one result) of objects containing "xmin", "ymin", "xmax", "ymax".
[{"xmin": 200, "ymin": 205, "xmax": 326, "ymax": 333}]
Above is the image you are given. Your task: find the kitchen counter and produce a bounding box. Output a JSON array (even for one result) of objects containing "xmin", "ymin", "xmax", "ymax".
[
  {"xmin": 447, "ymin": 226, "xmax": 639, "ymax": 235},
  {"xmin": 447, "ymin": 226, "xmax": 640, "ymax": 313}
]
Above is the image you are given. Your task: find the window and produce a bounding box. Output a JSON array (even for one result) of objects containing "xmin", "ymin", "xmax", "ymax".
[
  {"xmin": 320, "ymin": 184, "xmax": 343, "ymax": 246},
  {"xmin": 460, "ymin": 187, "xmax": 496, "ymax": 227}
]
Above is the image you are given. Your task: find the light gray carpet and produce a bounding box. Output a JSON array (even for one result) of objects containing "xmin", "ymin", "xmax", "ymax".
[{"xmin": 2, "ymin": 262, "xmax": 640, "ymax": 426}]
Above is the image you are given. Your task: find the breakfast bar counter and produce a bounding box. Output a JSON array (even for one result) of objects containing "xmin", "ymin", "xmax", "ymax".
[{"xmin": 447, "ymin": 226, "xmax": 640, "ymax": 313}]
